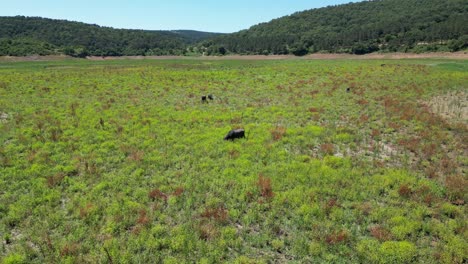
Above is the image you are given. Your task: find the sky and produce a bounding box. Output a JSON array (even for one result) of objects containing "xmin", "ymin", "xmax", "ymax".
[{"xmin": 2, "ymin": 0, "xmax": 363, "ymax": 33}]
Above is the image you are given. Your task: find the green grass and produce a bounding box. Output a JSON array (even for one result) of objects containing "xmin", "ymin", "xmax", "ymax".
[{"xmin": 0, "ymin": 58, "xmax": 467, "ymax": 263}]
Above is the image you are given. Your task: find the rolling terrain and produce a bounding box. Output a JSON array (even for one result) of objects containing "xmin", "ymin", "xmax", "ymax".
[{"xmin": 0, "ymin": 16, "xmax": 223, "ymax": 57}]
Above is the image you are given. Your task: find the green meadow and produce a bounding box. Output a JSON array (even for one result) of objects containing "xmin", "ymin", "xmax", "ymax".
[{"xmin": 0, "ymin": 58, "xmax": 466, "ymax": 263}]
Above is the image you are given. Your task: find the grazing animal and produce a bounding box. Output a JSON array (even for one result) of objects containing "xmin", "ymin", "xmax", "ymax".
[
  {"xmin": 224, "ymin": 129, "xmax": 245, "ymax": 141},
  {"xmin": 208, "ymin": 94, "xmax": 214, "ymax": 100},
  {"xmin": 201, "ymin": 95, "xmax": 207, "ymax": 103},
  {"xmin": 346, "ymin": 87, "xmax": 351, "ymax": 93}
]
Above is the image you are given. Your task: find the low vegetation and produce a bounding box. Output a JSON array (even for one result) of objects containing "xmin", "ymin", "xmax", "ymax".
[{"xmin": 0, "ymin": 58, "xmax": 466, "ymax": 263}]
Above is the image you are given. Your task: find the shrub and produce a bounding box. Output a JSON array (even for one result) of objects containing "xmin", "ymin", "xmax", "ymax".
[
  {"xmin": 198, "ymin": 222, "xmax": 218, "ymax": 241},
  {"xmin": 445, "ymin": 175, "xmax": 466, "ymax": 203},
  {"xmin": 357, "ymin": 239, "xmax": 380, "ymax": 263},
  {"xmin": 440, "ymin": 203, "xmax": 461, "ymax": 218},
  {"xmin": 257, "ymin": 174, "xmax": 274, "ymax": 200},
  {"xmin": 325, "ymin": 230, "xmax": 349, "ymax": 245},
  {"xmin": 324, "ymin": 156, "xmax": 349, "ymax": 169},
  {"xmin": 137, "ymin": 209, "xmax": 149, "ymax": 225},
  {"xmin": 171, "ymin": 187, "xmax": 184, "ymax": 197},
  {"xmin": 334, "ymin": 133, "xmax": 353, "ymax": 143},
  {"xmin": 46, "ymin": 172, "xmax": 65, "ymax": 188},
  {"xmin": 270, "ymin": 126, "xmax": 286, "ymax": 141},
  {"xmin": 389, "ymin": 216, "xmax": 421, "ymax": 240},
  {"xmin": 271, "ymin": 239, "xmax": 285, "ymax": 251},
  {"xmin": 60, "ymin": 242, "xmax": 80, "ymax": 257},
  {"xmin": 351, "ymin": 43, "xmax": 379, "ymax": 55},
  {"xmin": 398, "ymin": 184, "xmax": 412, "ymax": 198},
  {"xmin": 359, "ymin": 114, "xmax": 369, "ymax": 123},
  {"xmin": 440, "ymin": 236, "xmax": 467, "ymax": 263},
  {"xmin": 2, "ymin": 254, "xmax": 27, "ymax": 264},
  {"xmin": 201, "ymin": 207, "xmax": 229, "ymax": 223},
  {"xmin": 148, "ymin": 189, "xmax": 168, "ymax": 201},
  {"xmin": 233, "ymin": 256, "xmax": 265, "ymax": 264},
  {"xmin": 320, "ymin": 143, "xmax": 334, "ymax": 155},
  {"xmin": 309, "ymin": 241, "xmax": 325, "ymax": 256},
  {"xmin": 369, "ymin": 225, "xmax": 393, "ymax": 241},
  {"xmin": 379, "ymin": 241, "xmax": 417, "ymax": 263}
]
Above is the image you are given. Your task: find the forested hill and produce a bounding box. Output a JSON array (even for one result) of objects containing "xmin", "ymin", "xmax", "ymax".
[
  {"xmin": 1, "ymin": 0, "xmax": 467, "ymax": 57},
  {"xmin": 0, "ymin": 16, "xmax": 223, "ymax": 56},
  {"xmin": 201, "ymin": 0, "xmax": 468, "ymax": 55},
  {"xmin": 172, "ymin": 30, "xmax": 222, "ymax": 43}
]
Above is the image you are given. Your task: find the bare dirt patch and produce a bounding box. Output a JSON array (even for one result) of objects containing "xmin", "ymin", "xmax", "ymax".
[
  {"xmin": 86, "ymin": 55, "xmax": 294, "ymax": 60},
  {"xmin": 0, "ymin": 55, "xmax": 70, "ymax": 62},
  {"xmin": 88, "ymin": 52, "xmax": 468, "ymax": 61},
  {"xmin": 3, "ymin": 52, "xmax": 467, "ymax": 62},
  {"xmin": 303, "ymin": 52, "xmax": 468, "ymax": 60},
  {"xmin": 0, "ymin": 112, "xmax": 8, "ymax": 123}
]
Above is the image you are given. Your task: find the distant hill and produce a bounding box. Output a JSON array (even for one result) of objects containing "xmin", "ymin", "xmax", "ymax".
[
  {"xmin": 201, "ymin": 0, "xmax": 468, "ymax": 55},
  {"xmin": 171, "ymin": 30, "xmax": 224, "ymax": 43},
  {"xmin": 1, "ymin": 0, "xmax": 467, "ymax": 57},
  {"xmin": 0, "ymin": 16, "xmax": 223, "ymax": 57}
]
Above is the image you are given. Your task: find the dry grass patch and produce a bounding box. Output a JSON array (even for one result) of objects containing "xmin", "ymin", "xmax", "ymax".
[{"xmin": 425, "ymin": 91, "xmax": 468, "ymax": 123}]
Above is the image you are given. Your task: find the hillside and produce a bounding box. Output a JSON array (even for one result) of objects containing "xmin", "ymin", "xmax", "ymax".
[
  {"xmin": 0, "ymin": 16, "xmax": 223, "ymax": 57},
  {"xmin": 1, "ymin": 0, "xmax": 467, "ymax": 57},
  {"xmin": 202, "ymin": 0, "xmax": 468, "ymax": 55},
  {"xmin": 171, "ymin": 30, "xmax": 223, "ymax": 43}
]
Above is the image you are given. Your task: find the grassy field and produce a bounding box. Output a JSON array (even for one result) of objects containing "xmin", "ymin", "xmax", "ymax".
[{"xmin": 0, "ymin": 58, "xmax": 466, "ymax": 263}]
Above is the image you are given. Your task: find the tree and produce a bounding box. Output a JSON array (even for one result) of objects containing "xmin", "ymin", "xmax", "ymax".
[
  {"xmin": 290, "ymin": 43, "xmax": 308, "ymax": 56},
  {"xmin": 218, "ymin": 46, "xmax": 227, "ymax": 55}
]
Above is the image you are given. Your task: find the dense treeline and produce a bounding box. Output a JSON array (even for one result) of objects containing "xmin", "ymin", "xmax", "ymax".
[
  {"xmin": 0, "ymin": 16, "xmax": 222, "ymax": 57},
  {"xmin": 1, "ymin": 0, "xmax": 467, "ymax": 57},
  {"xmin": 202, "ymin": 0, "xmax": 468, "ymax": 55}
]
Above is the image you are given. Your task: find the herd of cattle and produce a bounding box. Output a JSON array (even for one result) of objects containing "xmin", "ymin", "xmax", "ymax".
[
  {"xmin": 208, "ymin": 87, "xmax": 351, "ymax": 141},
  {"xmin": 201, "ymin": 94, "xmax": 214, "ymax": 103},
  {"xmin": 199, "ymin": 94, "xmax": 246, "ymax": 141}
]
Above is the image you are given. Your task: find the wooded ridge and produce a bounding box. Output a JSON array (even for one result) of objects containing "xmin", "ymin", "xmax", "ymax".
[
  {"xmin": 1, "ymin": 0, "xmax": 467, "ymax": 56},
  {"xmin": 201, "ymin": 0, "xmax": 468, "ymax": 55}
]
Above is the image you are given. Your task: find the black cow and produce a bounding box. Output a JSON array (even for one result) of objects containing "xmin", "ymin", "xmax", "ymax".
[
  {"xmin": 208, "ymin": 94, "xmax": 214, "ymax": 100},
  {"xmin": 224, "ymin": 129, "xmax": 245, "ymax": 141},
  {"xmin": 201, "ymin": 95, "xmax": 207, "ymax": 103}
]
